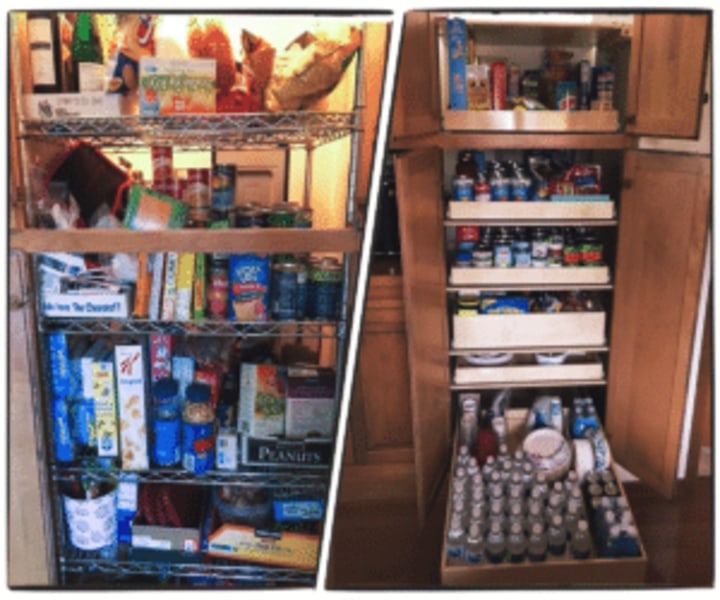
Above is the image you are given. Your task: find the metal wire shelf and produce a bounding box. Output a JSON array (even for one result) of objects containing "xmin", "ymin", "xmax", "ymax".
[
  {"xmin": 39, "ymin": 317, "xmax": 344, "ymax": 338},
  {"xmin": 21, "ymin": 112, "xmax": 359, "ymax": 150},
  {"xmin": 51, "ymin": 464, "xmax": 329, "ymax": 490},
  {"xmin": 60, "ymin": 552, "xmax": 315, "ymax": 586}
]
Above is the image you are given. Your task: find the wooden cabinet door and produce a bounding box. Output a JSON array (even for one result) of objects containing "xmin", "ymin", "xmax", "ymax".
[
  {"xmin": 394, "ymin": 148, "xmax": 451, "ymax": 523},
  {"xmin": 8, "ymin": 251, "xmax": 54, "ymax": 586},
  {"xmin": 606, "ymin": 151, "xmax": 710, "ymax": 499},
  {"xmin": 626, "ymin": 13, "xmax": 709, "ymax": 138},
  {"xmin": 391, "ymin": 11, "xmax": 441, "ymax": 141}
]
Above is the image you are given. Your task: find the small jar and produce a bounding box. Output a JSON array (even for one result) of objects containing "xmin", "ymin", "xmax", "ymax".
[
  {"xmin": 457, "ymin": 291, "xmax": 480, "ymax": 316},
  {"xmin": 182, "ymin": 383, "xmax": 215, "ymax": 475},
  {"xmin": 151, "ymin": 378, "xmax": 181, "ymax": 467}
]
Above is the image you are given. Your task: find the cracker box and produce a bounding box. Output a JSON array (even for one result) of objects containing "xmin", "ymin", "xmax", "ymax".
[
  {"xmin": 123, "ymin": 186, "xmax": 188, "ymax": 231},
  {"xmin": 139, "ymin": 57, "xmax": 216, "ymax": 116},
  {"xmin": 285, "ymin": 367, "xmax": 336, "ymax": 440},
  {"xmin": 92, "ymin": 351, "xmax": 119, "ymax": 457},
  {"xmin": 447, "ymin": 18, "xmax": 469, "ymax": 110},
  {"xmin": 228, "ymin": 254, "xmax": 270, "ymax": 322},
  {"xmin": 150, "ymin": 335, "xmax": 173, "ymax": 382},
  {"xmin": 206, "ymin": 525, "xmax": 319, "ymax": 571},
  {"xmin": 114, "ymin": 345, "xmax": 150, "ymax": 470},
  {"xmin": 238, "ymin": 364, "xmax": 286, "ymax": 438},
  {"xmin": 161, "ymin": 252, "xmax": 179, "ymax": 321},
  {"xmin": 175, "ymin": 253, "xmax": 195, "ymax": 322}
]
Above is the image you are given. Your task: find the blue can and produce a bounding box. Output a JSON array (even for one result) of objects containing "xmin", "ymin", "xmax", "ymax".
[
  {"xmin": 271, "ymin": 259, "xmax": 308, "ymax": 321},
  {"xmin": 211, "ymin": 165, "xmax": 236, "ymax": 212},
  {"xmin": 151, "ymin": 378, "xmax": 181, "ymax": 467},
  {"xmin": 453, "ymin": 175, "xmax": 475, "ymax": 202},
  {"xmin": 309, "ymin": 257, "xmax": 342, "ymax": 320},
  {"xmin": 182, "ymin": 383, "xmax": 215, "ymax": 475}
]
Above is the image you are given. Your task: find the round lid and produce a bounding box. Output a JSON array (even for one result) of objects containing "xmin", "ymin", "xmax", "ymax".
[
  {"xmin": 186, "ymin": 382, "xmax": 211, "ymax": 403},
  {"xmin": 152, "ymin": 378, "xmax": 178, "ymax": 401}
]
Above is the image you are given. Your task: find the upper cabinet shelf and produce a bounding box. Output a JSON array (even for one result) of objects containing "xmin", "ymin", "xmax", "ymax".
[{"xmin": 20, "ymin": 111, "xmax": 359, "ymax": 150}]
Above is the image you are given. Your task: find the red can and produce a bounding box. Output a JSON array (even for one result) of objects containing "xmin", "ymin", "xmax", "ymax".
[
  {"xmin": 457, "ymin": 225, "xmax": 480, "ymax": 245},
  {"xmin": 166, "ymin": 177, "xmax": 187, "ymax": 202},
  {"xmin": 490, "ymin": 61, "xmax": 507, "ymax": 110},
  {"xmin": 151, "ymin": 146, "xmax": 173, "ymax": 185}
]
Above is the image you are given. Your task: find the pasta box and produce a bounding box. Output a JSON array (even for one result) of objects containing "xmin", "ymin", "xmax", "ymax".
[{"xmin": 139, "ymin": 57, "xmax": 216, "ymax": 116}]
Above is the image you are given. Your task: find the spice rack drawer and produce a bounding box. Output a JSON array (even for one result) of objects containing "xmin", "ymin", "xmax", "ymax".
[
  {"xmin": 453, "ymin": 354, "xmax": 604, "ymax": 386},
  {"xmin": 449, "ymin": 266, "xmax": 610, "ymax": 287},
  {"xmin": 451, "ymin": 312, "xmax": 606, "ymax": 349},
  {"xmin": 446, "ymin": 201, "xmax": 615, "ymax": 221}
]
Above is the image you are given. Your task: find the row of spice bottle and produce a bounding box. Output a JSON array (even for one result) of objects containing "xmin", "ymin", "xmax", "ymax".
[{"xmin": 455, "ymin": 226, "xmax": 604, "ymax": 269}]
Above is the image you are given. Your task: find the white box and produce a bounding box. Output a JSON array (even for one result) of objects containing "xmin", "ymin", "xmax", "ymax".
[
  {"xmin": 114, "ymin": 345, "xmax": 149, "ymax": 471},
  {"xmin": 23, "ymin": 93, "xmax": 122, "ymax": 119},
  {"xmin": 92, "ymin": 353, "xmax": 119, "ymax": 457},
  {"xmin": 41, "ymin": 292, "xmax": 130, "ymax": 319},
  {"xmin": 285, "ymin": 367, "xmax": 336, "ymax": 440},
  {"xmin": 238, "ymin": 364, "xmax": 286, "ymax": 438}
]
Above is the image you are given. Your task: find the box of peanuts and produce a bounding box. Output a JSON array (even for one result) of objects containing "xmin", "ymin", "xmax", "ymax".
[{"xmin": 114, "ymin": 345, "xmax": 150, "ymax": 471}]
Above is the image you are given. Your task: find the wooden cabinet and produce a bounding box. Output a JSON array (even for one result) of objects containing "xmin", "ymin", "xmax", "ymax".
[
  {"xmin": 626, "ymin": 14, "xmax": 709, "ymax": 138},
  {"xmin": 339, "ymin": 275, "xmax": 416, "ymax": 502},
  {"xmin": 389, "ymin": 8, "xmax": 711, "ymax": 539},
  {"xmin": 606, "ymin": 151, "xmax": 710, "ymax": 498}
]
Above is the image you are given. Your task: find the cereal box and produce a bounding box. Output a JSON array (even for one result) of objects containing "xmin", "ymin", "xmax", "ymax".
[
  {"xmin": 150, "ymin": 335, "xmax": 173, "ymax": 382},
  {"xmin": 193, "ymin": 253, "xmax": 206, "ymax": 321},
  {"xmin": 114, "ymin": 345, "xmax": 150, "ymax": 471},
  {"xmin": 228, "ymin": 254, "xmax": 270, "ymax": 322},
  {"xmin": 47, "ymin": 333, "xmax": 72, "ymax": 398},
  {"xmin": 161, "ymin": 252, "xmax": 179, "ymax": 321},
  {"xmin": 238, "ymin": 364, "xmax": 286, "ymax": 438},
  {"xmin": 148, "ymin": 253, "xmax": 166, "ymax": 321},
  {"xmin": 139, "ymin": 57, "xmax": 216, "ymax": 116},
  {"xmin": 92, "ymin": 351, "xmax": 119, "ymax": 457},
  {"xmin": 447, "ymin": 18, "xmax": 469, "ymax": 110},
  {"xmin": 285, "ymin": 367, "xmax": 336, "ymax": 440},
  {"xmin": 175, "ymin": 253, "xmax": 195, "ymax": 322}
]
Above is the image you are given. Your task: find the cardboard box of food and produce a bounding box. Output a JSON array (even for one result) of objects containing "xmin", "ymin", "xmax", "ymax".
[
  {"xmin": 238, "ymin": 364, "xmax": 287, "ymax": 438},
  {"xmin": 23, "ymin": 93, "xmax": 122, "ymax": 119},
  {"xmin": 285, "ymin": 367, "xmax": 336, "ymax": 440},
  {"xmin": 139, "ymin": 57, "xmax": 216, "ymax": 116},
  {"xmin": 239, "ymin": 434, "xmax": 332, "ymax": 469},
  {"xmin": 114, "ymin": 345, "xmax": 149, "ymax": 471}
]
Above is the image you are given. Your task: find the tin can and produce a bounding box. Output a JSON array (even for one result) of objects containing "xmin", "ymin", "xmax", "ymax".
[
  {"xmin": 547, "ymin": 230, "xmax": 565, "ymax": 267},
  {"xmin": 182, "ymin": 383, "xmax": 215, "ymax": 475},
  {"xmin": 456, "ymin": 249, "xmax": 473, "ymax": 267},
  {"xmin": 151, "ymin": 378, "xmax": 181, "ymax": 467},
  {"xmin": 207, "ymin": 255, "xmax": 229, "ymax": 319},
  {"xmin": 592, "ymin": 66, "xmax": 615, "ymax": 110},
  {"xmin": 185, "ymin": 168, "xmax": 210, "ymax": 208},
  {"xmin": 309, "ymin": 257, "xmax": 342, "ymax": 320},
  {"xmin": 453, "ymin": 175, "xmax": 475, "ymax": 202},
  {"xmin": 472, "ymin": 244, "xmax": 493, "ymax": 268},
  {"xmin": 457, "ymin": 291, "xmax": 480, "ymax": 316},
  {"xmin": 151, "ymin": 146, "xmax": 173, "ymax": 184},
  {"xmin": 456, "ymin": 225, "xmax": 479, "ymax": 249},
  {"xmin": 295, "ymin": 207, "xmax": 313, "ymax": 229},
  {"xmin": 271, "ymin": 259, "xmax": 309, "ymax": 321},
  {"xmin": 563, "ymin": 229, "xmax": 581, "ymax": 266},
  {"xmin": 490, "ymin": 169, "xmax": 510, "ymax": 202},
  {"xmin": 474, "ymin": 176, "xmax": 491, "ymax": 202},
  {"xmin": 212, "ymin": 165, "xmax": 236, "ymax": 212},
  {"xmin": 267, "ymin": 203, "xmax": 297, "ymax": 228},
  {"xmin": 580, "ymin": 233, "xmax": 603, "ymax": 266},
  {"xmin": 167, "ymin": 175, "xmax": 187, "ymax": 201},
  {"xmin": 490, "ymin": 61, "xmax": 507, "ymax": 110},
  {"xmin": 186, "ymin": 207, "xmax": 211, "ymax": 229},
  {"xmin": 235, "ymin": 204, "xmax": 266, "ymax": 228}
]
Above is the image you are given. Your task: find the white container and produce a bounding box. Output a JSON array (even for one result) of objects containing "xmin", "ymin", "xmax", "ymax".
[{"xmin": 63, "ymin": 488, "xmax": 117, "ymax": 551}]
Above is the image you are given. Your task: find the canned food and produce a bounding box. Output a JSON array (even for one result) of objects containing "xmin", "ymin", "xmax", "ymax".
[
  {"xmin": 456, "ymin": 249, "xmax": 473, "ymax": 267},
  {"xmin": 182, "ymin": 383, "xmax": 215, "ymax": 475},
  {"xmin": 513, "ymin": 240, "xmax": 531, "ymax": 268},
  {"xmin": 271, "ymin": 259, "xmax": 308, "ymax": 321},
  {"xmin": 309, "ymin": 257, "xmax": 342, "ymax": 320},
  {"xmin": 490, "ymin": 61, "xmax": 507, "ymax": 110},
  {"xmin": 493, "ymin": 239, "xmax": 513, "ymax": 268},
  {"xmin": 186, "ymin": 207, "xmax": 211, "ymax": 229},
  {"xmin": 151, "ymin": 146, "xmax": 173, "ymax": 184},
  {"xmin": 267, "ymin": 203, "xmax": 297, "ymax": 228},
  {"xmin": 207, "ymin": 255, "xmax": 229, "ymax": 319},
  {"xmin": 151, "ymin": 378, "xmax": 181, "ymax": 467},
  {"xmin": 235, "ymin": 204, "xmax": 266, "ymax": 228},
  {"xmin": 472, "ymin": 245, "xmax": 493, "ymax": 268},
  {"xmin": 167, "ymin": 176, "xmax": 187, "ymax": 202},
  {"xmin": 185, "ymin": 168, "xmax": 210, "ymax": 209},
  {"xmin": 457, "ymin": 291, "xmax": 480, "ymax": 316},
  {"xmin": 295, "ymin": 207, "xmax": 313, "ymax": 229},
  {"xmin": 474, "ymin": 176, "xmax": 491, "ymax": 202},
  {"xmin": 556, "ymin": 81, "xmax": 578, "ymax": 111},
  {"xmin": 212, "ymin": 165, "xmax": 236, "ymax": 212},
  {"xmin": 456, "ymin": 225, "xmax": 479, "ymax": 249}
]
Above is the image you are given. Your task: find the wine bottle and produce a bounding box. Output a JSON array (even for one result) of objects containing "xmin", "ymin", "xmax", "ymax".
[
  {"xmin": 71, "ymin": 12, "xmax": 104, "ymax": 92},
  {"xmin": 27, "ymin": 11, "xmax": 61, "ymax": 93}
]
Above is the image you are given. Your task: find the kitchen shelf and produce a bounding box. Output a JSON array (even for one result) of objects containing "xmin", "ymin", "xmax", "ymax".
[
  {"xmin": 11, "ymin": 228, "xmax": 361, "ymax": 254},
  {"xmin": 446, "ymin": 201, "xmax": 616, "ymax": 221},
  {"xmin": 442, "ymin": 110, "xmax": 619, "ymax": 133},
  {"xmin": 390, "ymin": 132, "xmax": 630, "ymax": 151},
  {"xmin": 39, "ymin": 317, "xmax": 344, "ymax": 339},
  {"xmin": 60, "ymin": 553, "xmax": 315, "ymax": 586},
  {"xmin": 51, "ymin": 465, "xmax": 327, "ymax": 490},
  {"xmin": 448, "ymin": 265, "xmax": 611, "ymax": 287},
  {"xmin": 450, "ymin": 345, "xmax": 609, "ymax": 356},
  {"xmin": 452, "ymin": 311, "xmax": 607, "ymax": 349},
  {"xmin": 450, "ymin": 379, "xmax": 606, "ymax": 390},
  {"xmin": 20, "ymin": 112, "xmax": 359, "ymax": 150}
]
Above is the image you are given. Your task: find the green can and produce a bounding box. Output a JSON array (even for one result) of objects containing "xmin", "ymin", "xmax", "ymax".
[
  {"xmin": 309, "ymin": 257, "xmax": 343, "ymax": 320},
  {"xmin": 266, "ymin": 203, "xmax": 297, "ymax": 228}
]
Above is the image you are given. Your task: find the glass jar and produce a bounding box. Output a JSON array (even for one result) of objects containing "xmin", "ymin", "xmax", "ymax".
[
  {"xmin": 182, "ymin": 383, "xmax": 215, "ymax": 475},
  {"xmin": 151, "ymin": 378, "xmax": 181, "ymax": 467}
]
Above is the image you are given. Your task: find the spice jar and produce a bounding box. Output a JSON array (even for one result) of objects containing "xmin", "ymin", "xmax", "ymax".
[
  {"xmin": 151, "ymin": 378, "xmax": 181, "ymax": 467},
  {"xmin": 182, "ymin": 382, "xmax": 215, "ymax": 475}
]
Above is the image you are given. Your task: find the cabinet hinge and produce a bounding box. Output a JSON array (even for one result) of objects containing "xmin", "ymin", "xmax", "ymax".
[
  {"xmin": 622, "ymin": 179, "xmax": 633, "ymax": 190},
  {"xmin": 625, "ymin": 115, "xmax": 637, "ymax": 126}
]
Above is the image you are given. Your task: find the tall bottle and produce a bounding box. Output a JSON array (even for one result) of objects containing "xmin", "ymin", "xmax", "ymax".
[
  {"xmin": 547, "ymin": 513, "xmax": 567, "ymax": 556},
  {"xmin": 527, "ymin": 521, "xmax": 548, "ymax": 562},
  {"xmin": 464, "ymin": 522, "xmax": 485, "ymax": 564},
  {"xmin": 570, "ymin": 519, "xmax": 592, "ymax": 559},
  {"xmin": 507, "ymin": 521, "xmax": 527, "ymax": 563},
  {"xmin": 26, "ymin": 11, "xmax": 62, "ymax": 93},
  {"xmin": 446, "ymin": 514, "xmax": 465, "ymax": 562},
  {"xmin": 71, "ymin": 12, "xmax": 104, "ymax": 92},
  {"xmin": 485, "ymin": 521, "xmax": 506, "ymax": 564}
]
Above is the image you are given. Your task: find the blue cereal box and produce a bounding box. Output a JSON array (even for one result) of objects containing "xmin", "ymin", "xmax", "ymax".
[
  {"xmin": 447, "ymin": 18, "xmax": 469, "ymax": 110},
  {"xmin": 228, "ymin": 254, "xmax": 270, "ymax": 322},
  {"xmin": 48, "ymin": 333, "xmax": 72, "ymax": 398}
]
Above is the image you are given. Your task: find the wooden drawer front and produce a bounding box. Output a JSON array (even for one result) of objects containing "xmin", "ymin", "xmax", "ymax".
[
  {"xmin": 447, "ymin": 201, "xmax": 615, "ymax": 221},
  {"xmin": 452, "ymin": 312, "xmax": 606, "ymax": 349},
  {"xmin": 449, "ymin": 266, "xmax": 610, "ymax": 287}
]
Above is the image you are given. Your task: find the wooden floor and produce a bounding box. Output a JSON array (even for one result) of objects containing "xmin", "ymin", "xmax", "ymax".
[{"xmin": 326, "ymin": 476, "xmax": 714, "ymax": 589}]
